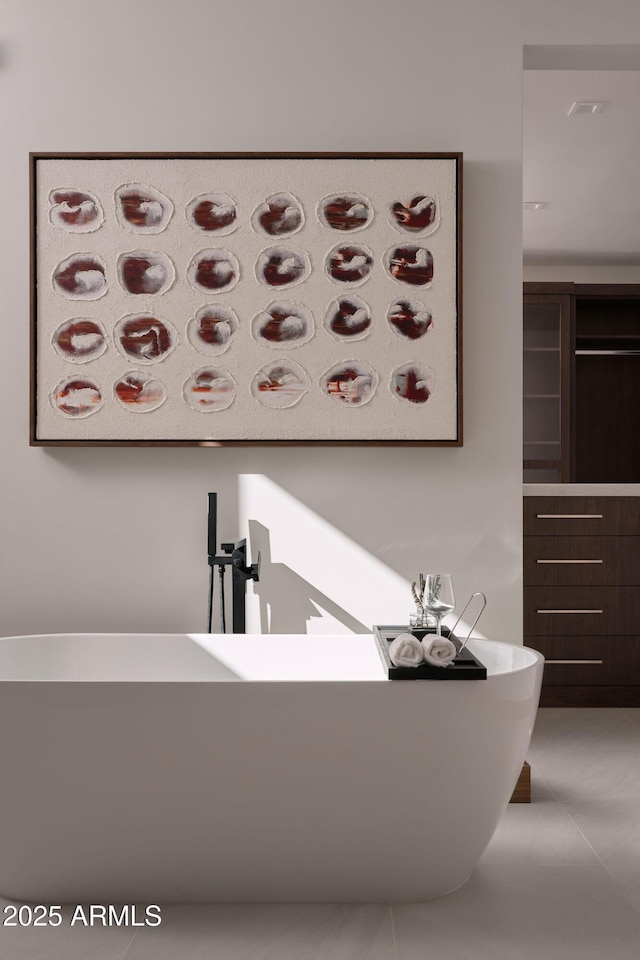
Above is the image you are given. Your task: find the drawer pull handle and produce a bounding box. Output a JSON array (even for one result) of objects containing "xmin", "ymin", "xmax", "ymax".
[
  {"xmin": 535, "ymin": 514, "xmax": 603, "ymax": 519},
  {"xmin": 536, "ymin": 609, "xmax": 603, "ymax": 614},
  {"xmin": 545, "ymin": 659, "xmax": 604, "ymax": 665},
  {"xmin": 536, "ymin": 559, "xmax": 603, "ymax": 564}
]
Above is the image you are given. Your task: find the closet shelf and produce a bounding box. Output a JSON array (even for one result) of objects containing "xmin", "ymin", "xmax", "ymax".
[
  {"xmin": 574, "ymin": 333, "xmax": 640, "ymax": 339},
  {"xmin": 524, "ymin": 459, "xmax": 561, "ymax": 469}
]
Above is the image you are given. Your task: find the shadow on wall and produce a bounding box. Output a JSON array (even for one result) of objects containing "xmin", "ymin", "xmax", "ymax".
[
  {"xmin": 241, "ymin": 473, "xmax": 417, "ymax": 635},
  {"xmin": 248, "ymin": 520, "xmax": 367, "ymax": 634},
  {"xmin": 241, "ymin": 474, "xmax": 490, "ymax": 638}
]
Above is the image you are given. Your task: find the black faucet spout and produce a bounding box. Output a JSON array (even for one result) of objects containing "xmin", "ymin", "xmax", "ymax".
[{"xmin": 207, "ymin": 494, "xmax": 260, "ymax": 634}]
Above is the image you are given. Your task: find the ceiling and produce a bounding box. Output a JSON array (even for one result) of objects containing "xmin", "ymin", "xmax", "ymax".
[{"xmin": 523, "ymin": 47, "xmax": 640, "ymax": 266}]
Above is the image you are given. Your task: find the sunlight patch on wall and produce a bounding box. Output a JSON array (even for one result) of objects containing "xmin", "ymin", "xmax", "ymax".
[
  {"xmin": 238, "ymin": 474, "xmax": 485, "ymax": 640},
  {"xmin": 239, "ymin": 474, "xmax": 408, "ymax": 633}
]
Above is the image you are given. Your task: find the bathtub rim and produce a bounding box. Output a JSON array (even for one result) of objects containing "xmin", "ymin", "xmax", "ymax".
[{"xmin": 0, "ymin": 632, "xmax": 544, "ymax": 683}]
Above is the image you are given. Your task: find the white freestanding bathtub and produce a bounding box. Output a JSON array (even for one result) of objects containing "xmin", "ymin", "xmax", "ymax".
[{"xmin": 0, "ymin": 633, "xmax": 542, "ymax": 903}]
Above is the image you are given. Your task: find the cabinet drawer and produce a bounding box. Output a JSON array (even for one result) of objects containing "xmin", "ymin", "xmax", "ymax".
[
  {"xmin": 524, "ymin": 497, "xmax": 640, "ymax": 536},
  {"xmin": 524, "ymin": 586, "xmax": 640, "ymax": 635},
  {"xmin": 524, "ymin": 536, "xmax": 640, "ymax": 585},
  {"xmin": 525, "ymin": 636, "xmax": 640, "ymax": 685}
]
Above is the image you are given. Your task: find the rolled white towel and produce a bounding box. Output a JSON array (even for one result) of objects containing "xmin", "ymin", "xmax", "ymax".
[
  {"xmin": 421, "ymin": 634, "xmax": 457, "ymax": 667},
  {"xmin": 389, "ymin": 632, "xmax": 424, "ymax": 668}
]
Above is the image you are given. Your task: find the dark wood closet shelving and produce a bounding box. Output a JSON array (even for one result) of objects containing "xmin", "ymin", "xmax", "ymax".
[
  {"xmin": 523, "ymin": 282, "xmax": 640, "ymax": 485},
  {"xmin": 523, "ymin": 284, "xmax": 640, "ymax": 706}
]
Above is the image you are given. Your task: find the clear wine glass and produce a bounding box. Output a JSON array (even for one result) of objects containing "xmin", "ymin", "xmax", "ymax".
[{"xmin": 424, "ymin": 574, "xmax": 455, "ymax": 638}]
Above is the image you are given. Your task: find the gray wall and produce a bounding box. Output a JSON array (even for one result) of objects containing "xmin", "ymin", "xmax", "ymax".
[{"xmin": 2, "ymin": 0, "xmax": 640, "ymax": 641}]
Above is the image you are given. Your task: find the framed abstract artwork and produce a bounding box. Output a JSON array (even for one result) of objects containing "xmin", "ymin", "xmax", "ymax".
[{"xmin": 30, "ymin": 153, "xmax": 462, "ymax": 446}]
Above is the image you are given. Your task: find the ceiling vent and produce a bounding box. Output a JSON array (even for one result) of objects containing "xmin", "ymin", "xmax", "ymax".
[
  {"xmin": 568, "ymin": 101, "xmax": 606, "ymax": 116},
  {"xmin": 523, "ymin": 201, "xmax": 547, "ymax": 211}
]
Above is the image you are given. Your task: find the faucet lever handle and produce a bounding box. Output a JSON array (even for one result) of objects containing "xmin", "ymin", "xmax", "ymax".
[
  {"xmin": 249, "ymin": 550, "xmax": 261, "ymax": 582},
  {"xmin": 228, "ymin": 541, "xmax": 260, "ymax": 581}
]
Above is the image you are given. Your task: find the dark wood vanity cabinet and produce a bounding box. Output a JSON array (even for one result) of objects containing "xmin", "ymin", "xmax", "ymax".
[{"xmin": 524, "ymin": 497, "xmax": 640, "ymax": 706}]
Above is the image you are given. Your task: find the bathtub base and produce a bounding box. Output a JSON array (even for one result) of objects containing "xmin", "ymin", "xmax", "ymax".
[{"xmin": 510, "ymin": 761, "xmax": 531, "ymax": 803}]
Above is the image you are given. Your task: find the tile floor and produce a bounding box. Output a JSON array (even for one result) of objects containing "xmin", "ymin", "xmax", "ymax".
[{"xmin": 2, "ymin": 708, "xmax": 640, "ymax": 959}]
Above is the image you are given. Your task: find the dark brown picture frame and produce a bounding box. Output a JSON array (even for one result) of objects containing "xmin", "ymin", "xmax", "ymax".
[{"xmin": 30, "ymin": 152, "xmax": 462, "ymax": 447}]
